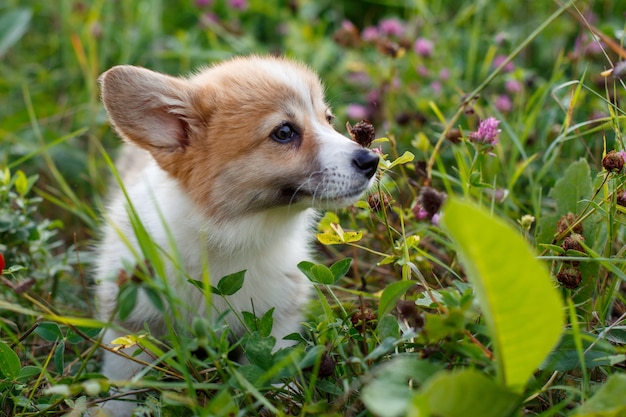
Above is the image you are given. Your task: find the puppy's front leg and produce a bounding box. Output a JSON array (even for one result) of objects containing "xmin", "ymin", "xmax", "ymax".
[{"xmin": 99, "ymin": 328, "xmax": 154, "ymax": 417}]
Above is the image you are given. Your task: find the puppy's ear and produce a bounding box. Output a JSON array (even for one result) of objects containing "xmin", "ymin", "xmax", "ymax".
[{"xmin": 99, "ymin": 66, "xmax": 195, "ymax": 151}]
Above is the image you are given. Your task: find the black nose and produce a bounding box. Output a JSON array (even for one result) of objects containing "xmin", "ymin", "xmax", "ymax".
[{"xmin": 352, "ymin": 149, "xmax": 379, "ymax": 179}]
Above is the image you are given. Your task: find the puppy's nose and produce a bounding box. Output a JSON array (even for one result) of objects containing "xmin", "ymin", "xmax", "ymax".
[{"xmin": 352, "ymin": 149, "xmax": 379, "ymax": 179}]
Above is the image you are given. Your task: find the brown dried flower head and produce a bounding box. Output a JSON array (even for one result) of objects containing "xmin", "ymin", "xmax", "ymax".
[
  {"xmin": 419, "ymin": 186, "xmax": 447, "ymax": 218},
  {"xmin": 556, "ymin": 212, "xmax": 583, "ymax": 237},
  {"xmin": 602, "ymin": 150, "xmax": 624, "ymax": 172},
  {"xmin": 561, "ymin": 233, "xmax": 585, "ymax": 253},
  {"xmin": 557, "ymin": 266, "xmax": 582, "ymax": 289},
  {"xmin": 347, "ymin": 120, "xmax": 376, "ymax": 148},
  {"xmin": 368, "ymin": 192, "xmax": 390, "ymax": 212}
]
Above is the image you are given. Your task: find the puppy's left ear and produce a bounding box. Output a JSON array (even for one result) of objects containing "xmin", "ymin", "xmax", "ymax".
[{"xmin": 99, "ymin": 65, "xmax": 197, "ymax": 152}]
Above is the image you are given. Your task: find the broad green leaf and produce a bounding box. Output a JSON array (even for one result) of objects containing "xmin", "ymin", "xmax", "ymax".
[
  {"xmin": 537, "ymin": 159, "xmax": 592, "ymax": 244},
  {"xmin": 0, "ymin": 8, "xmax": 32, "ymax": 57},
  {"xmin": 541, "ymin": 330, "xmax": 616, "ymax": 371},
  {"xmin": 297, "ymin": 261, "xmax": 335, "ymax": 284},
  {"xmin": 311, "ymin": 264, "xmax": 335, "ymax": 285},
  {"xmin": 243, "ymin": 332, "xmax": 276, "ymax": 370},
  {"xmin": 35, "ymin": 322, "xmax": 63, "ymax": 342},
  {"xmin": 362, "ymin": 357, "xmax": 443, "ymax": 417},
  {"xmin": 549, "ymin": 158, "xmax": 592, "ymax": 214},
  {"xmin": 378, "ymin": 280, "xmax": 416, "ymax": 318},
  {"xmin": 409, "ymin": 369, "xmax": 519, "ymax": 417},
  {"xmin": 0, "ymin": 341, "xmax": 21, "ymax": 379},
  {"xmin": 377, "ymin": 315, "xmax": 401, "ymax": 340},
  {"xmin": 17, "ymin": 365, "xmax": 41, "ymax": 382},
  {"xmin": 441, "ymin": 198, "xmax": 564, "ymax": 390},
  {"xmin": 571, "ymin": 373, "xmax": 626, "ymax": 416},
  {"xmin": 216, "ymin": 270, "xmax": 246, "ymax": 296},
  {"xmin": 330, "ymin": 258, "xmax": 352, "ymax": 283}
]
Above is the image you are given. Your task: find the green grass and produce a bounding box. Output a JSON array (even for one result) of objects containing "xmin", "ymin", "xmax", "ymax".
[{"xmin": 1, "ymin": 0, "xmax": 626, "ymax": 416}]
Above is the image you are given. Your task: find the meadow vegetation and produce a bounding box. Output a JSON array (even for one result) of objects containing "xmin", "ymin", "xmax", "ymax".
[{"xmin": 1, "ymin": 0, "xmax": 626, "ymax": 416}]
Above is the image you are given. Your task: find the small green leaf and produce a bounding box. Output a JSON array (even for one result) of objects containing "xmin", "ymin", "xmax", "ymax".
[
  {"xmin": 17, "ymin": 365, "xmax": 40, "ymax": 382},
  {"xmin": 13, "ymin": 170, "xmax": 29, "ymax": 196},
  {"xmin": 0, "ymin": 341, "xmax": 21, "ymax": 379},
  {"xmin": 298, "ymin": 345, "xmax": 325, "ymax": 370},
  {"xmin": 258, "ymin": 308, "xmax": 274, "ymax": 338},
  {"xmin": 441, "ymin": 198, "xmax": 564, "ymax": 391},
  {"xmin": 66, "ymin": 327, "xmax": 102, "ymax": 345},
  {"xmin": 298, "ymin": 261, "xmax": 335, "ymax": 284},
  {"xmin": 117, "ymin": 283, "xmax": 138, "ymax": 321},
  {"xmin": 377, "ymin": 315, "xmax": 400, "ymax": 340},
  {"xmin": 35, "ymin": 322, "xmax": 63, "ymax": 342},
  {"xmin": 387, "ymin": 151, "xmax": 415, "ymax": 169},
  {"xmin": 378, "ymin": 280, "xmax": 416, "ymax": 318},
  {"xmin": 144, "ymin": 286, "xmax": 165, "ymax": 312},
  {"xmin": 329, "ymin": 258, "xmax": 352, "ymax": 284},
  {"xmin": 217, "ymin": 270, "xmax": 246, "ymax": 296},
  {"xmin": 243, "ymin": 332, "xmax": 276, "ymax": 370},
  {"xmin": 312, "ymin": 264, "xmax": 335, "ymax": 285},
  {"xmin": 187, "ymin": 278, "xmax": 204, "ymax": 291},
  {"xmin": 54, "ymin": 342, "xmax": 65, "ymax": 375},
  {"xmin": 410, "ymin": 369, "xmax": 519, "ymax": 417}
]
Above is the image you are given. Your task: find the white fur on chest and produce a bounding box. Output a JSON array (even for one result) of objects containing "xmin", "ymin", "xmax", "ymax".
[{"xmin": 95, "ymin": 159, "xmax": 313, "ymax": 343}]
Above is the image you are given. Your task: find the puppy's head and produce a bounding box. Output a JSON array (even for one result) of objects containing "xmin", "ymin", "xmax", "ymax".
[{"xmin": 99, "ymin": 56, "xmax": 378, "ymax": 219}]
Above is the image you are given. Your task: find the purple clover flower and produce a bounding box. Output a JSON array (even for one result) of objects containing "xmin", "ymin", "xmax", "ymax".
[
  {"xmin": 379, "ymin": 18, "xmax": 404, "ymax": 37},
  {"xmin": 361, "ymin": 26, "xmax": 380, "ymax": 42},
  {"xmin": 414, "ymin": 38, "xmax": 434, "ymax": 57},
  {"xmin": 505, "ymin": 79, "xmax": 523, "ymax": 94},
  {"xmin": 346, "ymin": 104, "xmax": 368, "ymax": 120},
  {"xmin": 228, "ymin": 0, "xmax": 248, "ymax": 11},
  {"xmin": 495, "ymin": 95, "xmax": 512, "ymax": 113},
  {"xmin": 469, "ymin": 117, "xmax": 501, "ymax": 147},
  {"xmin": 492, "ymin": 55, "xmax": 515, "ymax": 72}
]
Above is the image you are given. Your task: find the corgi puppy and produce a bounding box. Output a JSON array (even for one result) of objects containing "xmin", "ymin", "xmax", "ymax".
[{"xmin": 95, "ymin": 56, "xmax": 379, "ymax": 415}]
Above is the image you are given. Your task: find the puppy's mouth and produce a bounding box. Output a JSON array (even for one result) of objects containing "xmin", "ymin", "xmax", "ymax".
[{"xmin": 278, "ymin": 181, "xmax": 370, "ymax": 207}]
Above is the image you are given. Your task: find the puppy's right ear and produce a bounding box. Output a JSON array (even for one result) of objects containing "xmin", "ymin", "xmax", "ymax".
[{"xmin": 99, "ymin": 66, "xmax": 194, "ymax": 152}]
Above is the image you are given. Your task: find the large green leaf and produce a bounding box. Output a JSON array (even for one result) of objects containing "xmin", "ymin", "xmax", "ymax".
[
  {"xmin": 537, "ymin": 158, "xmax": 593, "ymax": 244},
  {"xmin": 441, "ymin": 198, "xmax": 564, "ymax": 390},
  {"xmin": 571, "ymin": 374, "xmax": 626, "ymax": 416},
  {"xmin": 410, "ymin": 369, "xmax": 519, "ymax": 417}
]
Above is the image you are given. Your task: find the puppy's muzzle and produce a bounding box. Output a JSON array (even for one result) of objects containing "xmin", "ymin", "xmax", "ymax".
[{"xmin": 352, "ymin": 149, "xmax": 379, "ymax": 179}]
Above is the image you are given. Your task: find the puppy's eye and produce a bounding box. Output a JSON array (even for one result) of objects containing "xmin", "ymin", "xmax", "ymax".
[
  {"xmin": 271, "ymin": 123, "xmax": 299, "ymax": 143},
  {"xmin": 325, "ymin": 112, "xmax": 335, "ymax": 124}
]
